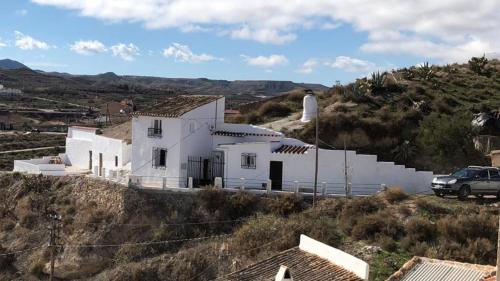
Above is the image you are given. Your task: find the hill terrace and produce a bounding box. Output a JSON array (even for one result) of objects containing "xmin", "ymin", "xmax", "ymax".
[{"xmin": 14, "ymin": 94, "xmax": 435, "ymax": 196}]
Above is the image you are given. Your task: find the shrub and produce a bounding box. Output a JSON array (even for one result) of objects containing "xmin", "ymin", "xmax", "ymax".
[
  {"xmin": 258, "ymin": 101, "xmax": 292, "ymax": 118},
  {"xmin": 384, "ymin": 187, "xmax": 409, "ymax": 203},
  {"xmin": 198, "ymin": 188, "xmax": 226, "ymax": 214},
  {"xmin": 267, "ymin": 193, "xmax": 304, "ymax": 217},
  {"xmin": 351, "ymin": 211, "xmax": 404, "ymax": 240},
  {"xmin": 226, "ymin": 192, "xmax": 259, "ymax": 219},
  {"xmin": 405, "ymin": 217, "xmax": 437, "ymax": 243},
  {"xmin": 286, "ymin": 91, "xmax": 305, "ymax": 103},
  {"xmin": 0, "ymin": 245, "xmax": 15, "ymax": 269},
  {"xmin": 377, "ymin": 235, "xmax": 398, "ymax": 252},
  {"xmin": 245, "ymin": 112, "xmax": 263, "ymax": 124},
  {"xmin": 160, "ymin": 244, "xmax": 218, "ymax": 281},
  {"xmin": 415, "ymin": 198, "xmax": 449, "ymax": 214},
  {"xmin": 339, "ymin": 196, "xmax": 385, "ymax": 234},
  {"xmin": 437, "ymin": 212, "xmax": 497, "ymax": 244},
  {"xmin": 19, "ymin": 211, "xmax": 38, "ymax": 229},
  {"xmin": 231, "ymin": 214, "xmax": 301, "ymax": 256},
  {"xmin": 304, "ymin": 216, "xmax": 343, "ymax": 248}
]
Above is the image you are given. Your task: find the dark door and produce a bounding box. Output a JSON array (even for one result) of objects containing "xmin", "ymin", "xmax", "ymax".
[
  {"xmin": 88, "ymin": 151, "xmax": 92, "ymax": 170},
  {"xmin": 269, "ymin": 161, "xmax": 283, "ymax": 190}
]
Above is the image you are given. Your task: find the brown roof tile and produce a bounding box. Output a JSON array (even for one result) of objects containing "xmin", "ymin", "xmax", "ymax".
[
  {"xmin": 101, "ymin": 120, "xmax": 132, "ymax": 144},
  {"xmin": 131, "ymin": 95, "xmax": 222, "ymax": 118},
  {"xmin": 225, "ymin": 247, "xmax": 363, "ymax": 281}
]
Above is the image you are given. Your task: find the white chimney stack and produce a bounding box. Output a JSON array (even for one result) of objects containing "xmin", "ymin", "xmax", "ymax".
[
  {"xmin": 275, "ymin": 265, "xmax": 293, "ymax": 281},
  {"xmin": 300, "ymin": 92, "xmax": 318, "ymax": 123}
]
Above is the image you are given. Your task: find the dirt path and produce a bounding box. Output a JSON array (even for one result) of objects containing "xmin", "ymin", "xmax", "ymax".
[{"xmin": 260, "ymin": 112, "xmax": 305, "ymax": 132}]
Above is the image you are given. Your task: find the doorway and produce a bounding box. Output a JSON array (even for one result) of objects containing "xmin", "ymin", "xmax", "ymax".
[{"xmin": 269, "ymin": 161, "xmax": 283, "ymax": 190}]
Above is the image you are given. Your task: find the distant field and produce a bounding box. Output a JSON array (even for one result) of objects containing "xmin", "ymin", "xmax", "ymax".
[
  {"xmin": 0, "ymin": 147, "xmax": 64, "ymax": 171},
  {"xmin": 0, "ymin": 133, "xmax": 65, "ymax": 152}
]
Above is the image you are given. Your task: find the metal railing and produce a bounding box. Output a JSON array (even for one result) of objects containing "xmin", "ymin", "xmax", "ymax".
[{"xmin": 147, "ymin": 128, "xmax": 162, "ymax": 138}]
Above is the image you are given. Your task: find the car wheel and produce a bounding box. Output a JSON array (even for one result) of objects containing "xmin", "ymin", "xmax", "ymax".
[
  {"xmin": 458, "ymin": 185, "xmax": 470, "ymax": 201},
  {"xmin": 497, "ymin": 190, "xmax": 500, "ymax": 200}
]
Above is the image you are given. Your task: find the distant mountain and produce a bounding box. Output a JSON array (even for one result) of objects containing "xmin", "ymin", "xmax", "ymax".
[
  {"xmin": 0, "ymin": 59, "xmax": 29, "ymax": 70},
  {"xmin": 0, "ymin": 63, "xmax": 328, "ymax": 105}
]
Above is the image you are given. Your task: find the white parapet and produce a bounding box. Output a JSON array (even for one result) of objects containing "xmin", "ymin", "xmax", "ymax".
[{"xmin": 298, "ymin": 234, "xmax": 369, "ymax": 280}]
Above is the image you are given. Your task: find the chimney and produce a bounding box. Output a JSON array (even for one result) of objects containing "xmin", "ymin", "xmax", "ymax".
[
  {"xmin": 275, "ymin": 265, "xmax": 293, "ymax": 281},
  {"xmin": 300, "ymin": 89, "xmax": 317, "ymax": 123}
]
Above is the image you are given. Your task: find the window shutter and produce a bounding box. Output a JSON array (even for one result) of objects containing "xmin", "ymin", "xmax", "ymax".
[{"xmin": 241, "ymin": 154, "xmax": 245, "ymax": 167}]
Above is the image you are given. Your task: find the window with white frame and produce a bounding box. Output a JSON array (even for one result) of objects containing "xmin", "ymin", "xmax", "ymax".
[
  {"xmin": 152, "ymin": 147, "xmax": 167, "ymax": 168},
  {"xmin": 241, "ymin": 153, "xmax": 256, "ymax": 169}
]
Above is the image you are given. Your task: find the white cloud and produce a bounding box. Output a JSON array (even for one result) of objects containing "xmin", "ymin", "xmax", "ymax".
[
  {"xmin": 324, "ymin": 56, "xmax": 376, "ymax": 73},
  {"xmin": 31, "ymin": 0, "xmax": 500, "ymax": 60},
  {"xmin": 296, "ymin": 58, "xmax": 318, "ymax": 74},
  {"xmin": 242, "ymin": 54, "xmax": 288, "ymax": 68},
  {"xmin": 0, "ymin": 39, "xmax": 7, "ymax": 48},
  {"xmin": 14, "ymin": 31, "xmax": 51, "ymax": 50},
  {"xmin": 70, "ymin": 40, "xmax": 107, "ymax": 55},
  {"xmin": 110, "ymin": 43, "xmax": 140, "ymax": 61},
  {"xmin": 230, "ymin": 26, "xmax": 296, "ymax": 45},
  {"xmin": 163, "ymin": 43, "xmax": 220, "ymax": 63},
  {"xmin": 15, "ymin": 9, "xmax": 28, "ymax": 16}
]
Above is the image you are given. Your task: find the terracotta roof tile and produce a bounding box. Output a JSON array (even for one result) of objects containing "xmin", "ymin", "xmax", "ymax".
[
  {"xmin": 225, "ymin": 247, "xmax": 363, "ymax": 281},
  {"xmin": 131, "ymin": 95, "xmax": 222, "ymax": 118}
]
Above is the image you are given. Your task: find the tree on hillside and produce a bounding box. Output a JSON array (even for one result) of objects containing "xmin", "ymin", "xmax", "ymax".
[{"xmin": 416, "ymin": 113, "xmax": 486, "ymax": 172}]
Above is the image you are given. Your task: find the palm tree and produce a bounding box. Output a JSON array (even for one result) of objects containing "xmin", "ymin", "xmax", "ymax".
[{"xmin": 392, "ymin": 140, "xmax": 417, "ymax": 163}]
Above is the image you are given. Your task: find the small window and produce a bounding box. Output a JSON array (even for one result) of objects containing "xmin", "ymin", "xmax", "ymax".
[
  {"xmin": 152, "ymin": 147, "xmax": 167, "ymax": 169},
  {"xmin": 115, "ymin": 156, "xmax": 118, "ymax": 167},
  {"xmin": 241, "ymin": 153, "xmax": 256, "ymax": 169},
  {"xmin": 489, "ymin": 169, "xmax": 500, "ymax": 178},
  {"xmin": 154, "ymin": 119, "xmax": 162, "ymax": 130}
]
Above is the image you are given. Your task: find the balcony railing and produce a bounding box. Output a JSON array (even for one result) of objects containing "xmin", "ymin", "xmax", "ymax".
[{"xmin": 148, "ymin": 128, "xmax": 162, "ymax": 138}]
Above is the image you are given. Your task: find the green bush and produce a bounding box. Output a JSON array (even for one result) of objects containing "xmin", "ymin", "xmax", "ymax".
[
  {"xmin": 405, "ymin": 217, "xmax": 437, "ymax": 243},
  {"xmin": 258, "ymin": 101, "xmax": 292, "ymax": 118},
  {"xmin": 304, "ymin": 216, "xmax": 343, "ymax": 248},
  {"xmin": 351, "ymin": 211, "xmax": 404, "ymax": 240},
  {"xmin": 339, "ymin": 196, "xmax": 385, "ymax": 234},
  {"xmin": 267, "ymin": 193, "xmax": 304, "ymax": 217},
  {"xmin": 415, "ymin": 198, "xmax": 449, "ymax": 214},
  {"xmin": 384, "ymin": 187, "xmax": 409, "ymax": 203}
]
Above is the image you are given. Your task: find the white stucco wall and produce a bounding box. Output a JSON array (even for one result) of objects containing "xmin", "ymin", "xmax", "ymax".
[
  {"xmin": 219, "ymin": 142, "xmax": 435, "ymax": 194},
  {"xmin": 65, "ymin": 127, "xmax": 131, "ymax": 177},
  {"xmin": 131, "ymin": 116, "xmax": 183, "ymax": 186}
]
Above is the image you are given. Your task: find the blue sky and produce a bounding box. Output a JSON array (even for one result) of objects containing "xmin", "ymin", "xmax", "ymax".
[{"xmin": 0, "ymin": 0, "xmax": 498, "ymax": 86}]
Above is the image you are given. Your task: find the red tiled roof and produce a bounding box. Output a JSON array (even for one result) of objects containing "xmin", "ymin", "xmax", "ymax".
[
  {"xmin": 225, "ymin": 247, "xmax": 363, "ymax": 281},
  {"xmin": 212, "ymin": 130, "xmax": 281, "ymax": 137},
  {"xmin": 131, "ymin": 95, "xmax": 222, "ymax": 118},
  {"xmin": 273, "ymin": 145, "xmax": 313, "ymax": 154}
]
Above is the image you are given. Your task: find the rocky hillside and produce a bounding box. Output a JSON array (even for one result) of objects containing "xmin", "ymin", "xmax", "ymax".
[
  {"xmin": 0, "ymin": 59, "xmax": 28, "ymax": 70},
  {"xmin": 0, "ymin": 174, "xmax": 498, "ymax": 281}
]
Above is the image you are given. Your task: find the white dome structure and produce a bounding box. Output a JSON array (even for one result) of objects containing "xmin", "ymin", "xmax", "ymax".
[{"xmin": 300, "ymin": 93, "xmax": 318, "ymax": 122}]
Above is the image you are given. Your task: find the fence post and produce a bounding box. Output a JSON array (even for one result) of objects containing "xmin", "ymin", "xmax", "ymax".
[
  {"xmin": 162, "ymin": 177, "xmax": 166, "ymax": 190},
  {"xmin": 240, "ymin": 178, "xmax": 245, "ymax": 191},
  {"xmin": 188, "ymin": 177, "xmax": 193, "ymax": 189},
  {"xmin": 294, "ymin": 181, "xmax": 299, "ymax": 194},
  {"xmin": 267, "ymin": 179, "xmax": 272, "ymax": 193},
  {"xmin": 214, "ymin": 177, "xmax": 223, "ymax": 189},
  {"xmin": 348, "ymin": 182, "xmax": 352, "ymax": 198},
  {"xmin": 321, "ymin": 182, "xmax": 327, "ymax": 196}
]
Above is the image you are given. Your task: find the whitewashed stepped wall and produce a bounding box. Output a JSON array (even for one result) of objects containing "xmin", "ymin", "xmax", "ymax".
[{"xmin": 219, "ymin": 143, "xmax": 435, "ymax": 194}]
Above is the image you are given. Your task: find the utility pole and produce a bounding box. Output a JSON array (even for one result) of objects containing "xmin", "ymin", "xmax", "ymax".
[
  {"xmin": 344, "ymin": 138, "xmax": 348, "ymax": 199},
  {"xmin": 497, "ymin": 215, "xmax": 500, "ymax": 281},
  {"xmin": 47, "ymin": 213, "xmax": 61, "ymax": 281},
  {"xmin": 313, "ymin": 94, "xmax": 319, "ymax": 208}
]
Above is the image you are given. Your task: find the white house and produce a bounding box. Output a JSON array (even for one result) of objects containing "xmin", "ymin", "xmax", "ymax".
[
  {"xmin": 14, "ymin": 94, "xmax": 434, "ymax": 194},
  {"xmin": 128, "ymin": 95, "xmax": 434, "ymax": 194},
  {"xmin": 14, "ymin": 125, "xmax": 132, "ymax": 178}
]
